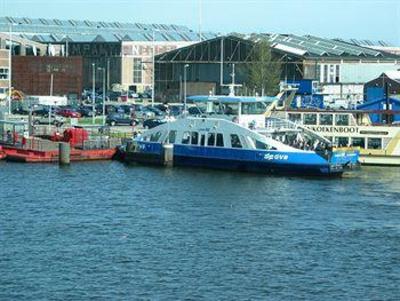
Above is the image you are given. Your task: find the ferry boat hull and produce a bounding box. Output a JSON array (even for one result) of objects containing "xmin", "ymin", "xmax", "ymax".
[{"xmin": 126, "ymin": 141, "xmax": 348, "ymax": 177}]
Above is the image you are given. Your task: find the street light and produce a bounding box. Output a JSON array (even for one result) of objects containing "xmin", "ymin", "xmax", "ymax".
[
  {"xmin": 151, "ymin": 29, "xmax": 160, "ymax": 108},
  {"xmin": 98, "ymin": 67, "xmax": 106, "ymax": 126},
  {"xmin": 8, "ymin": 23, "xmax": 13, "ymax": 115},
  {"xmin": 183, "ymin": 64, "xmax": 189, "ymax": 115},
  {"xmin": 92, "ymin": 63, "xmax": 96, "ymax": 125}
]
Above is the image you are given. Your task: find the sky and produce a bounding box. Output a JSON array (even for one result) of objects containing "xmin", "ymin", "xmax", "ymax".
[{"xmin": 2, "ymin": 0, "xmax": 400, "ymax": 44}]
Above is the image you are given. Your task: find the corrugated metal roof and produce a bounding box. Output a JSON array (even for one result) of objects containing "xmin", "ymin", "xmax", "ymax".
[
  {"xmin": 0, "ymin": 16, "xmax": 216, "ymax": 43},
  {"xmin": 268, "ymin": 34, "xmax": 388, "ymax": 58}
]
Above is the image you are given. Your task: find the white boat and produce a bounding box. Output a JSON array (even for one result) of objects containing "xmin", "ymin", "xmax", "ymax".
[
  {"xmin": 268, "ymin": 108, "xmax": 400, "ymax": 166},
  {"xmin": 123, "ymin": 96, "xmax": 359, "ymax": 177}
]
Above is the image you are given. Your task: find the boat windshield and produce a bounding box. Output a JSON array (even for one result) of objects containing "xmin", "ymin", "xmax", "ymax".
[
  {"xmin": 241, "ymin": 102, "xmax": 268, "ymax": 115},
  {"xmin": 208, "ymin": 101, "xmax": 268, "ymax": 115}
]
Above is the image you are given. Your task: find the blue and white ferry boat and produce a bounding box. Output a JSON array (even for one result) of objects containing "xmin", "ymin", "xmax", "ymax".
[{"xmin": 124, "ymin": 95, "xmax": 359, "ymax": 177}]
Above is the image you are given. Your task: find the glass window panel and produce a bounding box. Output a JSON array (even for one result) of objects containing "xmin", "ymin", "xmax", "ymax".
[
  {"xmin": 303, "ymin": 114, "xmax": 317, "ymax": 125},
  {"xmin": 230, "ymin": 134, "xmax": 242, "ymax": 148},
  {"xmin": 182, "ymin": 131, "xmax": 190, "ymax": 144},
  {"xmin": 133, "ymin": 58, "xmax": 142, "ymax": 84},
  {"xmin": 207, "ymin": 133, "xmax": 215, "ymax": 146},
  {"xmin": 191, "ymin": 132, "xmax": 198, "ymax": 145},
  {"xmin": 335, "ymin": 137, "xmax": 349, "ymax": 147},
  {"xmin": 288, "ymin": 113, "xmax": 302, "ymax": 123},
  {"xmin": 320, "ymin": 114, "xmax": 333, "ymax": 125},
  {"xmin": 216, "ymin": 133, "xmax": 224, "ymax": 147},
  {"xmin": 351, "ymin": 137, "xmax": 365, "ymax": 148},
  {"xmin": 368, "ymin": 138, "xmax": 382, "ymax": 149},
  {"xmin": 335, "ymin": 114, "xmax": 349, "ymax": 126},
  {"xmin": 168, "ymin": 130, "xmax": 176, "ymax": 143}
]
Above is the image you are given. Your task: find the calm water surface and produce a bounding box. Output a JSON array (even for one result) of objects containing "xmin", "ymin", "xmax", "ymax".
[{"xmin": 0, "ymin": 161, "xmax": 399, "ymax": 300}]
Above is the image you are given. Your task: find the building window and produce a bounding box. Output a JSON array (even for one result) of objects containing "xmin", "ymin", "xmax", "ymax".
[
  {"xmin": 335, "ymin": 65, "xmax": 340, "ymax": 83},
  {"xmin": 0, "ymin": 68, "xmax": 9, "ymax": 79},
  {"xmin": 133, "ymin": 58, "xmax": 142, "ymax": 84},
  {"xmin": 323, "ymin": 65, "xmax": 328, "ymax": 83},
  {"xmin": 329, "ymin": 65, "xmax": 335, "ymax": 83}
]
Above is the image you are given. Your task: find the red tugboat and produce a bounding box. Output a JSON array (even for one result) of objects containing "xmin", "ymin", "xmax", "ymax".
[{"xmin": 1, "ymin": 124, "xmax": 119, "ymax": 163}]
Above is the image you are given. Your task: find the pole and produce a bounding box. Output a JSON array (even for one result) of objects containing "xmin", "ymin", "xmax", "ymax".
[
  {"xmin": 49, "ymin": 73, "xmax": 53, "ymax": 125},
  {"xmin": 92, "ymin": 63, "xmax": 96, "ymax": 125},
  {"xmin": 107, "ymin": 58, "xmax": 110, "ymax": 91},
  {"xmin": 8, "ymin": 23, "xmax": 12, "ymax": 115},
  {"xmin": 152, "ymin": 30, "xmax": 155, "ymax": 107},
  {"xmin": 220, "ymin": 37, "xmax": 224, "ymax": 88},
  {"xmin": 102, "ymin": 68, "xmax": 106, "ymax": 126},
  {"xmin": 184, "ymin": 64, "xmax": 189, "ymax": 115}
]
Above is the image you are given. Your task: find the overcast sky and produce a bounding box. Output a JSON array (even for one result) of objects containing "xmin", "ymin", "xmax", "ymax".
[{"xmin": 3, "ymin": 0, "xmax": 400, "ymax": 44}]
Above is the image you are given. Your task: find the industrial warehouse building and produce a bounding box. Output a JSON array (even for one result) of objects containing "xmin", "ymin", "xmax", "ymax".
[
  {"xmin": 154, "ymin": 34, "xmax": 400, "ymax": 102},
  {"xmin": 0, "ymin": 16, "xmax": 216, "ymax": 97}
]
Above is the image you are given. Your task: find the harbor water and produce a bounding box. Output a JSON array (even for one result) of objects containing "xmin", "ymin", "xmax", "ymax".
[{"xmin": 1, "ymin": 161, "xmax": 399, "ymax": 300}]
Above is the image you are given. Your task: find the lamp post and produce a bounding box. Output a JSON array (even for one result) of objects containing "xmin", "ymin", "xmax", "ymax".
[
  {"xmin": 92, "ymin": 63, "xmax": 96, "ymax": 125},
  {"xmin": 49, "ymin": 73, "xmax": 53, "ymax": 126},
  {"xmin": 183, "ymin": 64, "xmax": 189, "ymax": 115},
  {"xmin": 151, "ymin": 30, "xmax": 156, "ymax": 107},
  {"xmin": 98, "ymin": 67, "xmax": 106, "ymax": 126},
  {"xmin": 8, "ymin": 23, "xmax": 12, "ymax": 115}
]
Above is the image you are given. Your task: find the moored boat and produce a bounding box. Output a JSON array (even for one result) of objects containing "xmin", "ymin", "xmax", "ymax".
[{"xmin": 124, "ymin": 115, "xmax": 358, "ymax": 177}]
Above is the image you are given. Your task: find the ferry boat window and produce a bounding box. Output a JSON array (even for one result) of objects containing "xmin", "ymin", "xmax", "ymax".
[
  {"xmin": 182, "ymin": 132, "xmax": 190, "ymax": 144},
  {"xmin": 200, "ymin": 134, "xmax": 205, "ymax": 146},
  {"xmin": 241, "ymin": 102, "xmax": 267, "ymax": 115},
  {"xmin": 360, "ymin": 131, "xmax": 388, "ymax": 136},
  {"xmin": 351, "ymin": 137, "xmax": 365, "ymax": 148},
  {"xmin": 168, "ymin": 131, "xmax": 177, "ymax": 143},
  {"xmin": 216, "ymin": 133, "xmax": 224, "ymax": 147},
  {"xmin": 335, "ymin": 114, "xmax": 349, "ymax": 126},
  {"xmin": 303, "ymin": 114, "xmax": 317, "ymax": 125},
  {"xmin": 255, "ymin": 139, "xmax": 269, "ymax": 150},
  {"xmin": 368, "ymin": 138, "xmax": 382, "ymax": 149},
  {"xmin": 335, "ymin": 137, "xmax": 349, "ymax": 147},
  {"xmin": 207, "ymin": 133, "xmax": 216, "ymax": 146},
  {"xmin": 223, "ymin": 104, "xmax": 239, "ymax": 115},
  {"xmin": 320, "ymin": 114, "xmax": 333, "ymax": 125},
  {"xmin": 191, "ymin": 132, "xmax": 199, "ymax": 145},
  {"xmin": 288, "ymin": 113, "xmax": 301, "ymax": 123},
  {"xmin": 230, "ymin": 134, "xmax": 242, "ymax": 148},
  {"xmin": 150, "ymin": 131, "xmax": 162, "ymax": 142}
]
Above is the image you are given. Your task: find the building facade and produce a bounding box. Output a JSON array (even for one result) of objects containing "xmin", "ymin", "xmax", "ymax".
[
  {"xmin": 12, "ymin": 56, "xmax": 83, "ymax": 97},
  {"xmin": 155, "ymin": 35, "xmax": 400, "ymax": 103}
]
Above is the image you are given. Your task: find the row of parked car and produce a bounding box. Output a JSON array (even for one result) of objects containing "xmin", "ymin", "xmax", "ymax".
[{"xmin": 12, "ymin": 102, "xmax": 207, "ymax": 129}]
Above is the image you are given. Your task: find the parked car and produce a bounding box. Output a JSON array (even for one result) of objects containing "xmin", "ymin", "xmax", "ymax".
[
  {"xmin": 57, "ymin": 108, "xmax": 82, "ymax": 118},
  {"xmin": 106, "ymin": 113, "xmax": 138, "ymax": 126},
  {"xmin": 33, "ymin": 114, "xmax": 64, "ymax": 127},
  {"xmin": 143, "ymin": 118, "xmax": 166, "ymax": 129},
  {"xmin": 145, "ymin": 105, "xmax": 164, "ymax": 117},
  {"xmin": 134, "ymin": 106, "xmax": 155, "ymax": 119},
  {"xmin": 168, "ymin": 104, "xmax": 184, "ymax": 117},
  {"xmin": 77, "ymin": 106, "xmax": 95, "ymax": 117}
]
